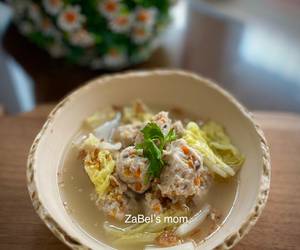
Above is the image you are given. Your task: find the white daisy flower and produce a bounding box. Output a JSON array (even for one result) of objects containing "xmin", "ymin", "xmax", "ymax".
[
  {"xmin": 109, "ymin": 14, "xmax": 133, "ymax": 33},
  {"xmin": 135, "ymin": 7, "xmax": 157, "ymax": 27},
  {"xmin": 98, "ymin": 0, "xmax": 120, "ymax": 19},
  {"xmin": 28, "ymin": 3, "xmax": 42, "ymax": 23},
  {"xmin": 39, "ymin": 18, "xmax": 57, "ymax": 36},
  {"xmin": 69, "ymin": 29, "xmax": 95, "ymax": 48},
  {"xmin": 131, "ymin": 25, "xmax": 152, "ymax": 44},
  {"xmin": 103, "ymin": 48, "xmax": 127, "ymax": 68},
  {"xmin": 57, "ymin": 5, "xmax": 85, "ymax": 32},
  {"xmin": 42, "ymin": 0, "xmax": 63, "ymax": 15}
]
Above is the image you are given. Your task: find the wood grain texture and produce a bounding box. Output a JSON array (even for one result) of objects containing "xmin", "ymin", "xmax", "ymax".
[
  {"xmin": 0, "ymin": 105, "xmax": 4, "ymax": 116},
  {"xmin": 0, "ymin": 106, "xmax": 299, "ymax": 250}
]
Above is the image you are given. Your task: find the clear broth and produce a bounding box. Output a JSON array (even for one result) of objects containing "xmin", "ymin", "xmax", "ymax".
[{"xmin": 59, "ymin": 108, "xmax": 239, "ymax": 250}]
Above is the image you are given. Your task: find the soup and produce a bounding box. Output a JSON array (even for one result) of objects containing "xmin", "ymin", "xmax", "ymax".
[{"xmin": 59, "ymin": 100, "xmax": 243, "ymax": 250}]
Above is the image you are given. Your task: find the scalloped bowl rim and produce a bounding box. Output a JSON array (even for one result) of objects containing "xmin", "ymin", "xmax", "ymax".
[{"xmin": 27, "ymin": 70, "xmax": 271, "ymax": 250}]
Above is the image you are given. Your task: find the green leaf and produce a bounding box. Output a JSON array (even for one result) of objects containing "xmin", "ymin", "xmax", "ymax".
[
  {"xmin": 136, "ymin": 122, "xmax": 177, "ymax": 181},
  {"xmin": 141, "ymin": 122, "xmax": 164, "ymax": 142},
  {"xmin": 135, "ymin": 143, "xmax": 144, "ymax": 150},
  {"xmin": 147, "ymin": 140, "xmax": 161, "ymax": 159},
  {"xmin": 165, "ymin": 128, "xmax": 176, "ymax": 144}
]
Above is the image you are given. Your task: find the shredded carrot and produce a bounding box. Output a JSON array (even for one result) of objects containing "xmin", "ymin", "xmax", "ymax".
[
  {"xmin": 135, "ymin": 167, "xmax": 141, "ymax": 178},
  {"xmin": 135, "ymin": 182, "xmax": 142, "ymax": 191},
  {"xmin": 194, "ymin": 176, "xmax": 201, "ymax": 186},
  {"xmin": 124, "ymin": 167, "xmax": 132, "ymax": 176},
  {"xmin": 181, "ymin": 145, "xmax": 190, "ymax": 155},
  {"xmin": 153, "ymin": 203, "xmax": 161, "ymax": 213}
]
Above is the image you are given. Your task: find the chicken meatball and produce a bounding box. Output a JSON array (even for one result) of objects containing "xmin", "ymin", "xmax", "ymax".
[
  {"xmin": 116, "ymin": 146, "xmax": 150, "ymax": 193},
  {"xmin": 159, "ymin": 139, "xmax": 211, "ymax": 202},
  {"xmin": 143, "ymin": 192, "xmax": 163, "ymax": 216},
  {"xmin": 151, "ymin": 111, "xmax": 172, "ymax": 135},
  {"xmin": 171, "ymin": 120, "xmax": 185, "ymax": 137},
  {"xmin": 98, "ymin": 175, "xmax": 138, "ymax": 220},
  {"xmin": 113, "ymin": 123, "xmax": 143, "ymax": 147}
]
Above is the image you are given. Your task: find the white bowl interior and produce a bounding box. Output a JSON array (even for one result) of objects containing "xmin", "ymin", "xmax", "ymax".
[{"xmin": 33, "ymin": 71, "xmax": 265, "ymax": 250}]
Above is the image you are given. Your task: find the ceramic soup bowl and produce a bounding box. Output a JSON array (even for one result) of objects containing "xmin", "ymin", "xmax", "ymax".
[{"xmin": 27, "ymin": 70, "xmax": 271, "ymax": 250}]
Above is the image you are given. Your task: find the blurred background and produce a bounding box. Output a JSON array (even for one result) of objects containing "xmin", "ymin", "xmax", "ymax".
[{"xmin": 1, "ymin": 0, "xmax": 300, "ymax": 114}]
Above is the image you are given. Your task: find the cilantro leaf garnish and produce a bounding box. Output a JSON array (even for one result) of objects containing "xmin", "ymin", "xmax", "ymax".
[
  {"xmin": 165, "ymin": 128, "xmax": 177, "ymax": 144},
  {"xmin": 136, "ymin": 122, "xmax": 177, "ymax": 182}
]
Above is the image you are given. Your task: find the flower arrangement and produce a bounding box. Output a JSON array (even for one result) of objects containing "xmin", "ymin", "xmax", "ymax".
[{"xmin": 8, "ymin": 0, "xmax": 172, "ymax": 69}]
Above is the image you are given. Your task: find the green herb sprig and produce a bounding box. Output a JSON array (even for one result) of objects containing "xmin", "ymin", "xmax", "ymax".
[{"xmin": 136, "ymin": 122, "xmax": 176, "ymax": 182}]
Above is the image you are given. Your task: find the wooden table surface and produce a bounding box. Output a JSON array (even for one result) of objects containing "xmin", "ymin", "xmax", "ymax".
[{"xmin": 0, "ymin": 106, "xmax": 300, "ymax": 250}]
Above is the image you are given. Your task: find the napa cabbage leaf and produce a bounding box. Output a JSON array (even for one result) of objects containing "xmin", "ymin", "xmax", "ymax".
[
  {"xmin": 84, "ymin": 147, "xmax": 116, "ymax": 199},
  {"xmin": 104, "ymin": 209, "xmax": 188, "ymax": 245},
  {"xmin": 202, "ymin": 121, "xmax": 245, "ymax": 171},
  {"xmin": 183, "ymin": 122, "xmax": 244, "ymax": 178}
]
